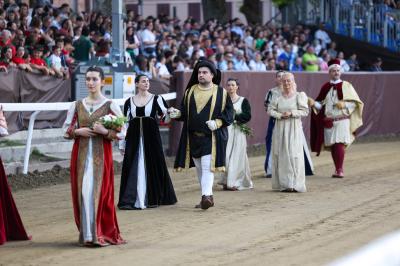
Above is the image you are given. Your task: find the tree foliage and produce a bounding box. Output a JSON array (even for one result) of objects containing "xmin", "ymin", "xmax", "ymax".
[
  {"xmin": 239, "ymin": 0, "xmax": 262, "ymax": 25},
  {"xmin": 201, "ymin": 0, "xmax": 228, "ymax": 23},
  {"xmin": 272, "ymin": 0, "xmax": 296, "ymax": 9}
]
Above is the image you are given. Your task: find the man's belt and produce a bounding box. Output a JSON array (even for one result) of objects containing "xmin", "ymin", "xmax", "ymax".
[
  {"xmin": 191, "ymin": 131, "xmax": 206, "ymax": 137},
  {"xmin": 323, "ymin": 116, "xmax": 349, "ymax": 129},
  {"xmin": 328, "ymin": 116, "xmax": 350, "ymax": 122}
]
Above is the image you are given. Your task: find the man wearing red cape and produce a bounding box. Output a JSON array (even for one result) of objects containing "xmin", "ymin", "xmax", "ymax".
[
  {"xmin": 0, "ymin": 107, "xmax": 30, "ymax": 245},
  {"xmin": 309, "ymin": 59, "xmax": 364, "ymax": 178}
]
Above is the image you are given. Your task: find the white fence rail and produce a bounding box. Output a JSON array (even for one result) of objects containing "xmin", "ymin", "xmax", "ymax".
[{"xmin": 1, "ymin": 92, "xmax": 177, "ymax": 174}]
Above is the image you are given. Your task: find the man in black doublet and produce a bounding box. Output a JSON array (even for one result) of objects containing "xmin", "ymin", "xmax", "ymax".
[{"xmin": 171, "ymin": 60, "xmax": 234, "ymax": 210}]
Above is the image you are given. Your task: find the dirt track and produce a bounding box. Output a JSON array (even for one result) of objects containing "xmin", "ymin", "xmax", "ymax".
[{"xmin": 1, "ymin": 141, "xmax": 400, "ymax": 266}]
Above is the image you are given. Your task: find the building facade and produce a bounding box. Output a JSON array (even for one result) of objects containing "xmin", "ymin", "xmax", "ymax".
[{"xmin": 43, "ymin": 0, "xmax": 278, "ymax": 25}]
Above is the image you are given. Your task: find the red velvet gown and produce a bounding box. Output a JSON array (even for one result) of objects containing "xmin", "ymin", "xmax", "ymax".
[
  {"xmin": 0, "ymin": 156, "xmax": 30, "ymax": 245},
  {"xmin": 65, "ymin": 100, "xmax": 125, "ymax": 246}
]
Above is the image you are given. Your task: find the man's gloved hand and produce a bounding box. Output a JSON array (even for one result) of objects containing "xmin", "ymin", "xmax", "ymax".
[{"xmin": 206, "ymin": 120, "xmax": 218, "ymax": 131}]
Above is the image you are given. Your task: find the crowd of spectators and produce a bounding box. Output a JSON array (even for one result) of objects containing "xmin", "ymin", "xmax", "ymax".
[{"xmin": 0, "ymin": 1, "xmax": 388, "ymax": 82}]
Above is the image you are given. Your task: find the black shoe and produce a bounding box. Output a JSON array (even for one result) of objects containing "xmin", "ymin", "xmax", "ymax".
[{"xmin": 200, "ymin": 195, "xmax": 214, "ymax": 210}]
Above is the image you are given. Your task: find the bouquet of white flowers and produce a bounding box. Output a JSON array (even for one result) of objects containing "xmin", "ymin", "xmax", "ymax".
[{"xmin": 97, "ymin": 114, "xmax": 127, "ymax": 132}]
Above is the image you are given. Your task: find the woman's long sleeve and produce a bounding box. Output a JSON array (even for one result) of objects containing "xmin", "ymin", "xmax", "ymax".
[
  {"xmin": 235, "ymin": 98, "xmax": 251, "ymax": 124},
  {"xmin": 267, "ymin": 97, "xmax": 282, "ymax": 119},
  {"xmin": 62, "ymin": 102, "xmax": 77, "ymax": 139},
  {"xmin": 291, "ymin": 92, "xmax": 309, "ymax": 118}
]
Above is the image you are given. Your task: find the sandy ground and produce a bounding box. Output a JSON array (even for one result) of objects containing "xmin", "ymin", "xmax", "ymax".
[{"xmin": 1, "ymin": 141, "xmax": 400, "ymax": 266}]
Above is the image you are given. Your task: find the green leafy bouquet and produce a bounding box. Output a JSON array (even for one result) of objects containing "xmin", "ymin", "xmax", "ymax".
[
  {"xmin": 233, "ymin": 121, "xmax": 253, "ymax": 136},
  {"xmin": 98, "ymin": 114, "xmax": 127, "ymax": 132}
]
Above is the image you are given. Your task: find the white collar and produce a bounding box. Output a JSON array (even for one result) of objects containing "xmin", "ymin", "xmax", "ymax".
[{"xmin": 330, "ymin": 79, "xmax": 342, "ymax": 84}]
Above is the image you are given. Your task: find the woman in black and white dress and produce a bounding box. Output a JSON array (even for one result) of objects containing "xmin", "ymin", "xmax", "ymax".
[{"xmin": 118, "ymin": 74, "xmax": 177, "ymax": 210}]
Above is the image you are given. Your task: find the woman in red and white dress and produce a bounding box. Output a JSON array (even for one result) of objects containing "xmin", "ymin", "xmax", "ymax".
[
  {"xmin": 63, "ymin": 66, "xmax": 125, "ymax": 246},
  {"xmin": 0, "ymin": 106, "xmax": 30, "ymax": 245}
]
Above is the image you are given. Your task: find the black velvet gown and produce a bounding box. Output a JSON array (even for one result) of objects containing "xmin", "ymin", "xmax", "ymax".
[{"xmin": 118, "ymin": 95, "xmax": 177, "ymax": 209}]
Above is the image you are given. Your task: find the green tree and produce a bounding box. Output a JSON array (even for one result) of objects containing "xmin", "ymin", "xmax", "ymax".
[
  {"xmin": 201, "ymin": 0, "xmax": 228, "ymax": 23},
  {"xmin": 239, "ymin": 0, "xmax": 262, "ymax": 25},
  {"xmin": 94, "ymin": 0, "xmax": 112, "ymax": 15},
  {"xmin": 272, "ymin": 0, "xmax": 296, "ymax": 9}
]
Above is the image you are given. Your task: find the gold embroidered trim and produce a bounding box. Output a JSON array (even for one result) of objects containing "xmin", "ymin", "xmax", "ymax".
[{"xmin": 209, "ymin": 84, "xmax": 218, "ymax": 172}]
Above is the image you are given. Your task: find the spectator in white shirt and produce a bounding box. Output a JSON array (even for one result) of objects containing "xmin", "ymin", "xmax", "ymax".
[
  {"xmin": 48, "ymin": 46, "xmax": 69, "ymax": 78},
  {"xmin": 314, "ymin": 23, "xmax": 332, "ymax": 49},
  {"xmin": 140, "ymin": 20, "xmax": 157, "ymax": 57},
  {"xmin": 234, "ymin": 49, "xmax": 250, "ymax": 71},
  {"xmin": 156, "ymin": 54, "xmax": 171, "ymax": 81},
  {"xmin": 249, "ymin": 52, "xmax": 267, "ymax": 71},
  {"xmin": 337, "ymin": 51, "xmax": 350, "ymax": 72}
]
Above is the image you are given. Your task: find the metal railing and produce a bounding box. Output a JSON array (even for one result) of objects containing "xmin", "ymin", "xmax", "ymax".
[
  {"xmin": 1, "ymin": 92, "xmax": 176, "ymax": 174},
  {"xmin": 285, "ymin": 0, "xmax": 400, "ymax": 52}
]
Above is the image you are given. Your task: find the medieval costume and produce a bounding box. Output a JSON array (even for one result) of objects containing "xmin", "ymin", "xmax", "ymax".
[
  {"xmin": 268, "ymin": 92, "xmax": 310, "ymax": 192},
  {"xmin": 118, "ymin": 95, "xmax": 177, "ymax": 210},
  {"xmin": 265, "ymin": 87, "xmax": 314, "ymax": 178},
  {"xmin": 0, "ymin": 157, "xmax": 31, "ymax": 246},
  {"xmin": 0, "ymin": 109, "xmax": 30, "ymax": 245},
  {"xmin": 219, "ymin": 96, "xmax": 253, "ymax": 190},
  {"xmin": 173, "ymin": 60, "xmax": 234, "ymax": 209},
  {"xmin": 310, "ymin": 59, "xmax": 364, "ymax": 178},
  {"xmin": 63, "ymin": 99, "xmax": 125, "ymax": 246}
]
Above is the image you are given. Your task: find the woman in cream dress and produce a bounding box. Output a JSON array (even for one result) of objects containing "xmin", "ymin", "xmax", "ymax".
[
  {"xmin": 219, "ymin": 78, "xmax": 253, "ymax": 191},
  {"xmin": 268, "ymin": 73, "xmax": 311, "ymax": 192}
]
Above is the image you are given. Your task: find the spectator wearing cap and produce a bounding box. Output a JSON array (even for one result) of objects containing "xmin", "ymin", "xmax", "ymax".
[{"xmin": 249, "ymin": 52, "xmax": 266, "ymax": 71}]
